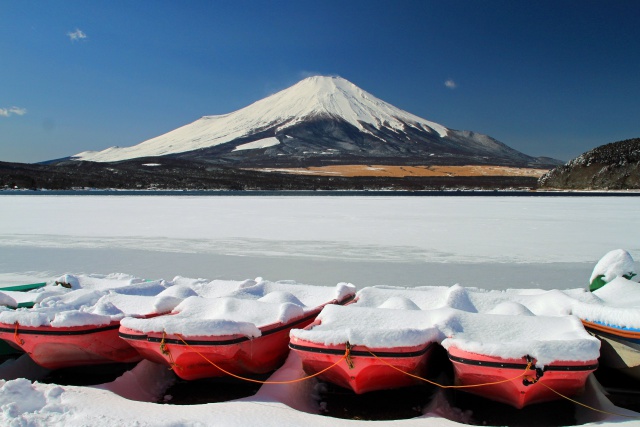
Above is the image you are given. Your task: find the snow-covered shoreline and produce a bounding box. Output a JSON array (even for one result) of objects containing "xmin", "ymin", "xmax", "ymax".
[
  {"xmin": 1, "ymin": 273, "xmax": 639, "ymax": 426},
  {"xmin": 1, "ymin": 195, "xmax": 640, "ymax": 425}
]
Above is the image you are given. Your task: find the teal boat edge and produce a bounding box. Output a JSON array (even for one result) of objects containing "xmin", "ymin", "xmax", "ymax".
[{"xmin": 0, "ymin": 282, "xmax": 46, "ymax": 292}]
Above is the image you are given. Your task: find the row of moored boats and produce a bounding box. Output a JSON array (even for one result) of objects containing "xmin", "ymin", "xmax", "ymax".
[{"xmin": 0, "ymin": 249, "xmax": 639, "ymax": 410}]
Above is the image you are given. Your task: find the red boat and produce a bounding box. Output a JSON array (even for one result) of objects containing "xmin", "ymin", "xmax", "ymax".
[
  {"xmin": 448, "ymin": 347, "xmax": 598, "ymax": 409},
  {"xmin": 119, "ymin": 288, "xmax": 355, "ymax": 380},
  {"xmin": 0, "ymin": 320, "xmax": 142, "ymax": 369},
  {"xmin": 0, "ymin": 288, "xmax": 171, "ymax": 369},
  {"xmin": 289, "ymin": 324, "xmax": 435, "ymax": 394}
]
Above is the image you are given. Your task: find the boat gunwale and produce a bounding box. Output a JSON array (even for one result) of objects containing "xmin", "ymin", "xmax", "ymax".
[
  {"xmin": 0, "ymin": 321, "xmax": 121, "ymax": 336},
  {"xmin": 289, "ymin": 340, "xmax": 436, "ymax": 358},
  {"xmin": 0, "ymin": 311, "xmax": 164, "ymax": 336},
  {"xmin": 119, "ymin": 294, "xmax": 355, "ymax": 347},
  {"xmin": 582, "ymin": 320, "xmax": 640, "ymax": 340},
  {"xmin": 447, "ymin": 353, "xmax": 599, "ymax": 372}
]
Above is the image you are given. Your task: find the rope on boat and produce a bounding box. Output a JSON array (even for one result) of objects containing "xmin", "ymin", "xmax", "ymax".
[
  {"xmin": 13, "ymin": 322, "xmax": 24, "ymax": 346},
  {"xmin": 160, "ymin": 331, "xmax": 180, "ymax": 370},
  {"xmin": 161, "ymin": 333, "xmax": 351, "ymax": 384},
  {"xmin": 537, "ymin": 381, "xmax": 640, "ymax": 419},
  {"xmin": 366, "ymin": 348, "xmax": 640, "ymax": 419},
  {"xmin": 156, "ymin": 336, "xmax": 640, "ymax": 417},
  {"xmin": 365, "ymin": 348, "xmax": 535, "ymax": 389}
]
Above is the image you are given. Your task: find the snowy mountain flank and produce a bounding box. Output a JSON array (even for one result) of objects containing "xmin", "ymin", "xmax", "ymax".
[{"xmin": 72, "ymin": 76, "xmax": 557, "ymax": 168}]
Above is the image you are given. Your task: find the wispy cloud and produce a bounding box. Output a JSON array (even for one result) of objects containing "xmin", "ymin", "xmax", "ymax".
[
  {"xmin": 67, "ymin": 28, "xmax": 87, "ymax": 42},
  {"xmin": 298, "ymin": 70, "xmax": 338, "ymax": 79},
  {"xmin": 444, "ymin": 78, "xmax": 457, "ymax": 89},
  {"xmin": 0, "ymin": 106, "xmax": 27, "ymax": 117}
]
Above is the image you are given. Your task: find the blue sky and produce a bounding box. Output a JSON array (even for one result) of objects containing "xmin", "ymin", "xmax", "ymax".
[{"xmin": 1, "ymin": 0, "xmax": 639, "ymax": 163}]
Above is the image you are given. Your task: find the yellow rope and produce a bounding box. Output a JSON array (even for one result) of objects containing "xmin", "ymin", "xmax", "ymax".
[
  {"xmin": 365, "ymin": 349, "xmax": 534, "ymax": 389},
  {"xmin": 537, "ymin": 381, "xmax": 640, "ymax": 419},
  {"xmin": 13, "ymin": 322, "xmax": 24, "ymax": 346},
  {"xmin": 368, "ymin": 349, "xmax": 639, "ymax": 417},
  {"xmin": 160, "ymin": 331, "xmax": 180, "ymax": 370},
  {"xmin": 158, "ymin": 335, "xmax": 640, "ymax": 418},
  {"xmin": 171, "ymin": 333, "xmax": 350, "ymax": 385}
]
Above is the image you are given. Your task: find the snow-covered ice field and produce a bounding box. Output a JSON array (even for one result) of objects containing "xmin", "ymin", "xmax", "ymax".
[
  {"xmin": 1, "ymin": 194, "xmax": 639, "ymax": 289},
  {"xmin": 1, "ymin": 193, "xmax": 640, "ymax": 426}
]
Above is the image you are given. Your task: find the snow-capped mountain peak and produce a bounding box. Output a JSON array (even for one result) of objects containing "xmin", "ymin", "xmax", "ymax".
[
  {"xmin": 237, "ymin": 75, "xmax": 449, "ymax": 137},
  {"xmin": 72, "ymin": 76, "xmax": 448, "ymax": 162},
  {"xmin": 70, "ymin": 75, "xmax": 551, "ymax": 168}
]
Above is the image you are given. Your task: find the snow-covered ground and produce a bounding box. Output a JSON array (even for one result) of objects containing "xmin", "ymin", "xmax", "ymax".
[{"xmin": 1, "ymin": 194, "xmax": 640, "ymax": 426}]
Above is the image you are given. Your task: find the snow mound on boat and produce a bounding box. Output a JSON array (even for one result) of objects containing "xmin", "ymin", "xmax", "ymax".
[
  {"xmin": 258, "ymin": 290, "xmax": 305, "ymax": 307},
  {"xmin": 0, "ymin": 283, "xmax": 68, "ymax": 309},
  {"xmin": 355, "ymin": 286, "xmax": 453, "ymax": 310},
  {"xmin": 378, "ymin": 296, "xmax": 421, "ymax": 310},
  {"xmin": 487, "ymin": 301, "xmax": 534, "ymax": 316},
  {"xmin": 0, "ymin": 293, "xmax": 17, "ymax": 308},
  {"xmin": 0, "ymin": 274, "xmax": 174, "ymax": 328},
  {"xmin": 228, "ymin": 279, "xmax": 355, "ymax": 307},
  {"xmin": 590, "ymin": 249, "xmax": 636, "ymax": 284},
  {"xmin": 294, "ymin": 304, "xmax": 444, "ymax": 348},
  {"xmin": 292, "ymin": 283, "xmax": 614, "ymax": 366},
  {"xmin": 121, "ymin": 280, "xmax": 355, "ymax": 338},
  {"xmin": 153, "ymin": 285, "xmax": 199, "ymax": 313},
  {"xmin": 128, "ymin": 295, "xmax": 267, "ymax": 337},
  {"xmin": 439, "ymin": 312, "xmax": 599, "ymax": 366},
  {"xmin": 572, "ymin": 277, "xmax": 640, "ymax": 328}
]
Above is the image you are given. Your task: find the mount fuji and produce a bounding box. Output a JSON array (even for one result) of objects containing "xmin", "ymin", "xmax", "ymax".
[{"xmin": 71, "ymin": 76, "xmax": 557, "ymax": 168}]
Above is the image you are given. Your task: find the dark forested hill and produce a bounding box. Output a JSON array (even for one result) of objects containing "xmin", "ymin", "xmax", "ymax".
[{"xmin": 539, "ymin": 138, "xmax": 640, "ymax": 190}]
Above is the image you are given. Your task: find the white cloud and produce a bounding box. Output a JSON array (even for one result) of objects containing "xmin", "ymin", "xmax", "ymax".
[
  {"xmin": 444, "ymin": 79, "xmax": 457, "ymax": 89},
  {"xmin": 0, "ymin": 106, "xmax": 27, "ymax": 117},
  {"xmin": 67, "ymin": 28, "xmax": 87, "ymax": 42}
]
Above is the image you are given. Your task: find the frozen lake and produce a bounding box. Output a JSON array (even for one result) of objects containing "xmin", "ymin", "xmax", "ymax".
[{"xmin": 1, "ymin": 194, "xmax": 639, "ymax": 290}]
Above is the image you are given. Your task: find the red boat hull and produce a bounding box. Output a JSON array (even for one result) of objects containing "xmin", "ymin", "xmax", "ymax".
[
  {"xmin": 289, "ymin": 334, "xmax": 435, "ymax": 394},
  {"xmin": 0, "ymin": 321, "xmax": 141, "ymax": 369},
  {"xmin": 448, "ymin": 347, "xmax": 598, "ymax": 409},
  {"xmin": 120, "ymin": 311, "xmax": 321, "ymax": 380},
  {"xmin": 119, "ymin": 294, "xmax": 355, "ymax": 381}
]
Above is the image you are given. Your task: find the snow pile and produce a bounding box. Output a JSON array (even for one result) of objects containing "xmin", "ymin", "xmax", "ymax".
[
  {"xmin": 440, "ymin": 311, "xmax": 598, "ymax": 365},
  {"xmin": 121, "ymin": 280, "xmax": 355, "ymax": 338},
  {"xmin": 293, "ymin": 304, "xmax": 444, "ymax": 348},
  {"xmin": 291, "ymin": 283, "xmax": 618, "ymax": 365},
  {"xmin": 0, "ymin": 274, "xmax": 172, "ymax": 328},
  {"xmin": 394, "ymin": 282, "xmax": 640, "ymax": 330},
  {"xmin": 0, "ymin": 379, "xmax": 59, "ymax": 420},
  {"xmin": 0, "ymin": 286, "xmax": 67, "ymax": 309},
  {"xmin": 152, "ymin": 285, "xmax": 198, "ymax": 313},
  {"xmin": 1, "ymin": 275, "xmax": 323, "ymax": 329},
  {"xmin": 590, "ymin": 249, "xmax": 637, "ymax": 284},
  {"xmin": 572, "ymin": 277, "xmax": 640, "ymax": 329},
  {"xmin": 0, "ymin": 292, "xmax": 17, "ymax": 308}
]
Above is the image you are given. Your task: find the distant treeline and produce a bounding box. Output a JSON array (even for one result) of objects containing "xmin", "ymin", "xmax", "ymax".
[{"xmin": 0, "ymin": 158, "xmax": 538, "ymax": 191}]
